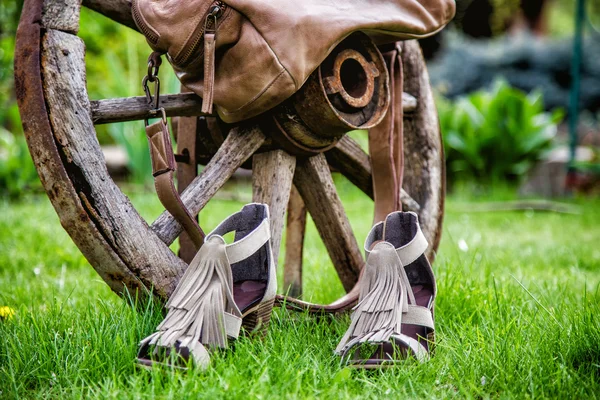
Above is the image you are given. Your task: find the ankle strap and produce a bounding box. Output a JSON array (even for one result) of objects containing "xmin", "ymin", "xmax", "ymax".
[
  {"xmin": 207, "ymin": 204, "xmax": 271, "ymax": 264},
  {"xmin": 395, "ymin": 224, "xmax": 428, "ymax": 265},
  {"xmin": 363, "ymin": 221, "xmax": 384, "ymax": 257},
  {"xmin": 364, "ymin": 212, "xmax": 428, "ymax": 266}
]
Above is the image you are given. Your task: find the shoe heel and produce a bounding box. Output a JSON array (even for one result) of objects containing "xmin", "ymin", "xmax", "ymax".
[{"xmin": 242, "ymin": 298, "xmax": 275, "ymax": 337}]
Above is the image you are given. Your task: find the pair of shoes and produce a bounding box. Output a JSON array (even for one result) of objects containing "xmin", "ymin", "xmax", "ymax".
[
  {"xmin": 137, "ymin": 206, "xmax": 435, "ymax": 370},
  {"xmin": 137, "ymin": 203, "xmax": 276, "ymax": 370},
  {"xmin": 335, "ymin": 211, "xmax": 436, "ymax": 368}
]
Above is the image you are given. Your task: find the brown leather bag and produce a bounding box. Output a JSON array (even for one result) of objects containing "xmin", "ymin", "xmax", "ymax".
[{"xmin": 132, "ymin": 0, "xmax": 455, "ymax": 123}]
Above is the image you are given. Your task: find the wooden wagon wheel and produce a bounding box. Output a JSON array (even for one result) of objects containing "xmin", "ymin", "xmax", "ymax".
[{"xmin": 15, "ymin": 0, "xmax": 445, "ymax": 308}]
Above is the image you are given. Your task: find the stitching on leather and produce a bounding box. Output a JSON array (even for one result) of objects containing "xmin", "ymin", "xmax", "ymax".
[
  {"xmin": 238, "ymin": 17, "xmax": 298, "ymax": 89},
  {"xmin": 367, "ymin": 23, "xmax": 449, "ymax": 40},
  {"xmin": 218, "ymin": 69, "xmax": 289, "ymax": 116},
  {"xmin": 172, "ymin": 6, "xmax": 210, "ymax": 62},
  {"xmin": 175, "ymin": 10, "xmax": 234, "ymax": 68},
  {"xmin": 133, "ymin": 0, "xmax": 162, "ymax": 46}
]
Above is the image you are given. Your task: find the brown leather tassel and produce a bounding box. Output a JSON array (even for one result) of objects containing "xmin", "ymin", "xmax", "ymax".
[{"xmin": 201, "ymin": 32, "xmax": 216, "ymax": 114}]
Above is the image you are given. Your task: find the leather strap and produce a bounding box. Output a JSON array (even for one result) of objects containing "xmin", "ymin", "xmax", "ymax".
[
  {"xmin": 395, "ymin": 224, "xmax": 428, "ymax": 266},
  {"xmin": 207, "ymin": 208, "xmax": 271, "ymax": 264},
  {"xmin": 146, "ymin": 119, "xmax": 205, "ymax": 250},
  {"xmin": 175, "ymin": 115, "xmax": 200, "ymax": 264},
  {"xmin": 275, "ymin": 282, "xmax": 361, "ymax": 314},
  {"xmin": 368, "ymin": 43, "xmax": 405, "ymax": 224},
  {"xmin": 277, "ymin": 44, "xmax": 406, "ymax": 314},
  {"xmin": 223, "ymin": 312, "xmax": 243, "ymax": 339},
  {"xmin": 364, "ymin": 211, "xmax": 428, "ymax": 266},
  {"xmin": 201, "ymin": 32, "xmax": 216, "ymax": 114},
  {"xmin": 402, "ymin": 305, "xmax": 434, "ymax": 329},
  {"xmin": 389, "ymin": 333, "xmax": 429, "ymax": 362}
]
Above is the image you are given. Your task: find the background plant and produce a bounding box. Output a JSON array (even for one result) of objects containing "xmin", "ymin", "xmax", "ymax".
[
  {"xmin": 80, "ymin": 9, "xmax": 181, "ymax": 186},
  {"xmin": 438, "ymin": 80, "xmax": 564, "ymax": 185},
  {"xmin": 0, "ymin": 127, "xmax": 40, "ymax": 199}
]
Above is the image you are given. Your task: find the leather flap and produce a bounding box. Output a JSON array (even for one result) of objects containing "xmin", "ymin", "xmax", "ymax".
[
  {"xmin": 133, "ymin": 0, "xmax": 455, "ymax": 123},
  {"xmin": 146, "ymin": 120, "xmax": 176, "ymax": 176}
]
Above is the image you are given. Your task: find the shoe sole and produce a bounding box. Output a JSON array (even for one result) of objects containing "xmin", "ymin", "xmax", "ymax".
[
  {"xmin": 136, "ymin": 298, "xmax": 275, "ymax": 371},
  {"xmin": 241, "ymin": 298, "xmax": 275, "ymax": 338}
]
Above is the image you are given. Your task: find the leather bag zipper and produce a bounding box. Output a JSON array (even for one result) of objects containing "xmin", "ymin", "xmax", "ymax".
[
  {"xmin": 188, "ymin": 2, "xmax": 226, "ymax": 114},
  {"xmin": 174, "ymin": 2, "xmax": 227, "ymax": 67},
  {"xmin": 134, "ymin": 0, "xmax": 227, "ymax": 114},
  {"xmin": 132, "ymin": 0, "xmax": 159, "ymax": 45}
]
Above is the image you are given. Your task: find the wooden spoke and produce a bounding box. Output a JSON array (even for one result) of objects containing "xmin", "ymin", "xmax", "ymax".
[
  {"xmin": 402, "ymin": 92, "xmax": 418, "ymax": 113},
  {"xmin": 326, "ymin": 136, "xmax": 372, "ymax": 195},
  {"xmin": 294, "ymin": 154, "xmax": 364, "ymax": 292},
  {"xmin": 82, "ymin": 0, "xmax": 138, "ymax": 32},
  {"xmin": 90, "ymin": 93, "xmax": 212, "ymax": 125},
  {"xmin": 252, "ymin": 150, "xmax": 296, "ymax": 266},
  {"xmin": 151, "ymin": 125, "xmax": 266, "ymax": 245},
  {"xmin": 326, "ymin": 135, "xmax": 421, "ymax": 212},
  {"xmin": 42, "ymin": 0, "xmax": 80, "ymax": 33},
  {"xmin": 283, "ymin": 185, "xmax": 306, "ymax": 298}
]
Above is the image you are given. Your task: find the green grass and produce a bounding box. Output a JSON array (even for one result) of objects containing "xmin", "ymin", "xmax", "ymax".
[{"xmin": 1, "ymin": 181, "xmax": 599, "ymax": 399}]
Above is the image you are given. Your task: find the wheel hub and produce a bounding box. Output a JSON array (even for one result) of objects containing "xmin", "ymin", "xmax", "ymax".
[{"xmin": 265, "ymin": 32, "xmax": 390, "ymax": 156}]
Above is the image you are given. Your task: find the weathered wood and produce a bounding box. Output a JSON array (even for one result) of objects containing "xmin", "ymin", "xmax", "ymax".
[
  {"xmin": 151, "ymin": 126, "xmax": 266, "ymax": 245},
  {"xmin": 402, "ymin": 92, "xmax": 418, "ymax": 113},
  {"xmin": 327, "ymin": 135, "xmax": 421, "ymax": 213},
  {"xmin": 90, "ymin": 93, "xmax": 212, "ymax": 125},
  {"xmin": 251, "ymin": 150, "xmax": 296, "ymax": 267},
  {"xmin": 82, "ymin": 0, "xmax": 138, "ymax": 32},
  {"xmin": 41, "ymin": 28, "xmax": 186, "ymax": 298},
  {"xmin": 16, "ymin": 0, "xmax": 145, "ymax": 297},
  {"xmin": 294, "ymin": 154, "xmax": 364, "ymax": 292},
  {"xmin": 42, "ymin": 0, "xmax": 81, "ymax": 33},
  {"xmin": 399, "ymin": 41, "xmax": 445, "ymax": 258},
  {"xmin": 176, "ymin": 116, "xmax": 199, "ymax": 264},
  {"xmin": 90, "ymin": 92, "xmax": 415, "ymax": 125},
  {"xmin": 326, "ymin": 136, "xmax": 372, "ymax": 195},
  {"xmin": 283, "ymin": 185, "xmax": 306, "ymax": 298}
]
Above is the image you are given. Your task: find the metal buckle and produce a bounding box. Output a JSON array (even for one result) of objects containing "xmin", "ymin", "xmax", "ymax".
[{"xmin": 142, "ymin": 55, "xmax": 166, "ymax": 126}]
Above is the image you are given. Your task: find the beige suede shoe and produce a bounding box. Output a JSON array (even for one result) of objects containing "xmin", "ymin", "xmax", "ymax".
[
  {"xmin": 137, "ymin": 203, "xmax": 276, "ymax": 370},
  {"xmin": 336, "ymin": 211, "xmax": 436, "ymax": 368}
]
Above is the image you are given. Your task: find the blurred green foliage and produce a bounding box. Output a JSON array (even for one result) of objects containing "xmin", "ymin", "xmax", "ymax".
[
  {"xmin": 0, "ymin": 127, "xmax": 40, "ymax": 198},
  {"xmin": 438, "ymin": 80, "xmax": 564, "ymax": 184},
  {"xmin": 0, "ymin": 0, "xmax": 33, "ymax": 198},
  {"xmin": 547, "ymin": 0, "xmax": 600, "ymax": 37},
  {"xmin": 80, "ymin": 8, "xmax": 180, "ymax": 185},
  {"xmin": 489, "ymin": 0, "xmax": 521, "ymax": 34},
  {"xmin": 0, "ymin": 0, "xmax": 23, "ymax": 135}
]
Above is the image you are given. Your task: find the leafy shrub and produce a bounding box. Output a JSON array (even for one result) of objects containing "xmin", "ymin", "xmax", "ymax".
[
  {"xmin": 0, "ymin": 128, "xmax": 41, "ymax": 199},
  {"xmin": 437, "ymin": 80, "xmax": 564, "ymax": 184}
]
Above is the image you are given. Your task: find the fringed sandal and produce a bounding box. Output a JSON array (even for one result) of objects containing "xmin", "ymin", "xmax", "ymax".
[
  {"xmin": 335, "ymin": 211, "xmax": 436, "ymax": 368},
  {"xmin": 137, "ymin": 203, "xmax": 276, "ymax": 370}
]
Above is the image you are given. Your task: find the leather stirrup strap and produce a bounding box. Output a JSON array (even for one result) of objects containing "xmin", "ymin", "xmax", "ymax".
[
  {"xmin": 368, "ymin": 43, "xmax": 405, "ymax": 224},
  {"xmin": 146, "ymin": 119, "xmax": 205, "ymax": 250},
  {"xmin": 175, "ymin": 115, "xmax": 200, "ymax": 263},
  {"xmin": 276, "ymin": 45, "xmax": 406, "ymax": 314}
]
